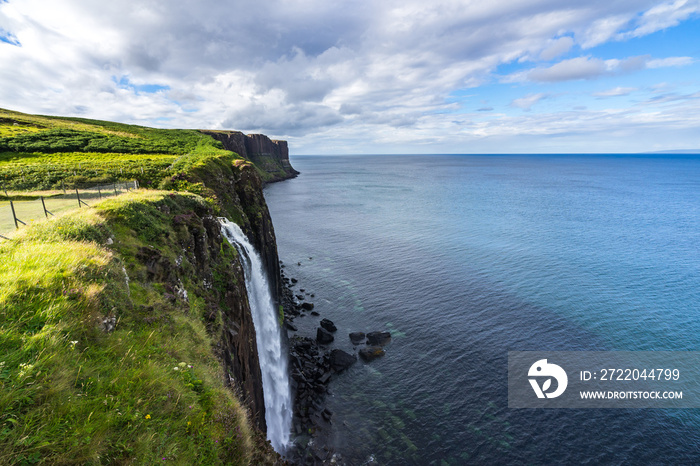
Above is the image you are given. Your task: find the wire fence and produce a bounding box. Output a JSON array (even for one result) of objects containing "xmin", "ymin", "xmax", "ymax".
[{"xmin": 0, "ymin": 180, "xmax": 138, "ymax": 239}]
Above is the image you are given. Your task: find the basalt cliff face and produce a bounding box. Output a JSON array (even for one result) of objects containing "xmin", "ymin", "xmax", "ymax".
[
  {"xmin": 200, "ymin": 130, "xmax": 299, "ymax": 183},
  {"xmin": 159, "ymin": 149, "xmax": 294, "ymax": 434}
]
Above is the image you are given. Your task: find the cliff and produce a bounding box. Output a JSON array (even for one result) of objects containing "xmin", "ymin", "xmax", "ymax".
[
  {"xmin": 200, "ymin": 130, "xmax": 299, "ymax": 183},
  {"xmin": 0, "ymin": 109, "xmax": 295, "ymax": 464},
  {"xmin": 159, "ymin": 154, "xmax": 287, "ymax": 432}
]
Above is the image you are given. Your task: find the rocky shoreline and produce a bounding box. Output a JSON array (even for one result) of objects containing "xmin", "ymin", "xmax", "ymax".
[{"xmin": 278, "ymin": 262, "xmax": 391, "ymax": 465}]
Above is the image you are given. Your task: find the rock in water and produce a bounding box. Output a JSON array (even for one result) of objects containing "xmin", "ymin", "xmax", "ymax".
[
  {"xmin": 349, "ymin": 332, "xmax": 366, "ymax": 345},
  {"xmin": 320, "ymin": 318, "xmax": 337, "ymax": 332},
  {"xmin": 316, "ymin": 327, "xmax": 334, "ymax": 344},
  {"xmin": 367, "ymin": 331, "xmax": 391, "ymax": 346},
  {"xmin": 301, "ymin": 302, "xmax": 314, "ymax": 311},
  {"xmin": 330, "ymin": 349, "xmax": 357, "ymax": 372},
  {"xmin": 359, "ymin": 346, "xmax": 385, "ymax": 362}
]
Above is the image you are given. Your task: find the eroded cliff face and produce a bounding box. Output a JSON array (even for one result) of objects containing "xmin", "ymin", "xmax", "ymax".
[
  {"xmin": 158, "ymin": 154, "xmax": 290, "ymax": 435},
  {"xmin": 200, "ymin": 130, "xmax": 299, "ymax": 183},
  {"xmin": 123, "ymin": 194, "xmax": 267, "ymax": 433}
]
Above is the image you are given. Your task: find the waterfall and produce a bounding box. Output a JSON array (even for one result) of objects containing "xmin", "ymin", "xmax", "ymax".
[{"xmin": 219, "ymin": 218, "xmax": 292, "ymax": 453}]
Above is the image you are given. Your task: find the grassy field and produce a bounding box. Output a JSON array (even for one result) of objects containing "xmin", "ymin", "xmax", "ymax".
[
  {"xmin": 0, "ymin": 191, "xmax": 266, "ymax": 464},
  {"xmin": 0, "ymin": 109, "xmax": 280, "ymax": 463},
  {"xmin": 0, "ymin": 198, "xmax": 79, "ymax": 236},
  {"xmin": 0, "ymin": 183, "xmax": 138, "ymax": 236},
  {"xmin": 0, "ymin": 108, "xmax": 236, "ymax": 190}
]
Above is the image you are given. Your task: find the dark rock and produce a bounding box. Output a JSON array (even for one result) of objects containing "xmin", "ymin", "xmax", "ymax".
[
  {"xmin": 316, "ymin": 327, "xmax": 334, "ymax": 344},
  {"xmin": 319, "ymin": 372, "xmax": 331, "ymax": 384},
  {"xmin": 320, "ymin": 318, "xmax": 337, "ymax": 332},
  {"xmin": 359, "ymin": 346, "xmax": 385, "ymax": 362},
  {"xmin": 291, "ymin": 278, "xmax": 298, "ymax": 283},
  {"xmin": 285, "ymin": 321, "xmax": 298, "ymax": 331},
  {"xmin": 349, "ymin": 332, "xmax": 366, "ymax": 345},
  {"xmin": 310, "ymin": 311, "xmax": 320, "ymax": 316},
  {"xmin": 200, "ymin": 130, "xmax": 299, "ymax": 183},
  {"xmin": 330, "ymin": 349, "xmax": 357, "ymax": 372},
  {"xmin": 300, "ymin": 288, "xmax": 305, "ymax": 292},
  {"xmin": 296, "ymin": 294, "xmax": 305, "ymax": 300},
  {"xmin": 301, "ymin": 302, "xmax": 314, "ymax": 311},
  {"xmin": 367, "ymin": 331, "xmax": 392, "ymax": 346}
]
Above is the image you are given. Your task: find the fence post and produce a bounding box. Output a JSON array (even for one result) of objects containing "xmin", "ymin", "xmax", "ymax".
[
  {"xmin": 41, "ymin": 196, "xmax": 53, "ymax": 218},
  {"xmin": 10, "ymin": 200, "xmax": 25, "ymax": 229},
  {"xmin": 62, "ymin": 180, "xmax": 66, "ymax": 195},
  {"xmin": 114, "ymin": 183, "xmax": 117, "ymax": 196},
  {"xmin": 98, "ymin": 186, "xmax": 102, "ymax": 199}
]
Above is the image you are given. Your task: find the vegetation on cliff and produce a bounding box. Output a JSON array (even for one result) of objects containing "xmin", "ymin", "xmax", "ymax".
[
  {"xmin": 0, "ymin": 108, "xmax": 231, "ymax": 190},
  {"xmin": 0, "ymin": 109, "xmax": 290, "ymax": 464}
]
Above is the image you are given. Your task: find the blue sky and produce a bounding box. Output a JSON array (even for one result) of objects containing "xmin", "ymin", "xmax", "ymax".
[{"xmin": 1, "ymin": 0, "xmax": 699, "ymax": 154}]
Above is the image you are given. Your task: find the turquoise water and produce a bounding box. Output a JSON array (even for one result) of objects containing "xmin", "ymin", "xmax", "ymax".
[{"xmin": 265, "ymin": 155, "xmax": 700, "ymax": 464}]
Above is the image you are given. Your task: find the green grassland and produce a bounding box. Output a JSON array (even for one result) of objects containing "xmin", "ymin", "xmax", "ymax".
[
  {"xmin": 0, "ymin": 110, "xmax": 280, "ymax": 464},
  {"xmin": 0, "ymin": 192, "xmax": 264, "ymax": 464},
  {"xmin": 0, "ymin": 108, "xmax": 234, "ymax": 190}
]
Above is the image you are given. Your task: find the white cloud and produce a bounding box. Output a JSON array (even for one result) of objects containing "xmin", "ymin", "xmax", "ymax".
[
  {"xmin": 624, "ymin": 0, "xmax": 700, "ymax": 39},
  {"xmin": 539, "ymin": 36, "xmax": 575, "ymax": 61},
  {"xmin": 511, "ymin": 93, "xmax": 548, "ymax": 111},
  {"xmin": 507, "ymin": 54, "xmax": 693, "ymax": 83},
  {"xmin": 647, "ymin": 56, "xmax": 694, "ymax": 68},
  {"xmin": 593, "ymin": 87, "xmax": 638, "ymax": 97},
  {"xmin": 0, "ymin": 0, "xmax": 698, "ymax": 151},
  {"xmin": 529, "ymin": 56, "xmax": 608, "ymax": 82}
]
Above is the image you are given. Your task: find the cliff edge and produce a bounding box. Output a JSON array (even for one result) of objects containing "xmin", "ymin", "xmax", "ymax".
[
  {"xmin": 200, "ymin": 130, "xmax": 300, "ymax": 184},
  {"xmin": 0, "ymin": 109, "xmax": 291, "ymax": 464}
]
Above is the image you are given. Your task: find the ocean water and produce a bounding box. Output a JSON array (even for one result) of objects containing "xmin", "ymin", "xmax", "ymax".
[{"xmin": 264, "ymin": 155, "xmax": 700, "ymax": 465}]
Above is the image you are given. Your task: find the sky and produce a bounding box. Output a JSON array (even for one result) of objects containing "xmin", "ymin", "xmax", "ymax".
[{"xmin": 1, "ymin": 0, "xmax": 699, "ymax": 154}]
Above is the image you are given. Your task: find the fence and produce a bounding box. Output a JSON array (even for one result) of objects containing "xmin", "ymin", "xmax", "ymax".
[{"xmin": 0, "ymin": 180, "xmax": 138, "ymax": 239}]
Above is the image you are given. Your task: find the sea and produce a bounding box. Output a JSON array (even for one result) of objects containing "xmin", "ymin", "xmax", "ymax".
[{"xmin": 263, "ymin": 154, "xmax": 700, "ymax": 465}]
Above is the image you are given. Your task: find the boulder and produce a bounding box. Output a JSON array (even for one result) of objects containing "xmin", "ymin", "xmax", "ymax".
[
  {"xmin": 349, "ymin": 332, "xmax": 366, "ymax": 345},
  {"xmin": 301, "ymin": 302, "xmax": 314, "ymax": 311},
  {"xmin": 285, "ymin": 321, "xmax": 298, "ymax": 331},
  {"xmin": 359, "ymin": 346, "xmax": 385, "ymax": 362},
  {"xmin": 316, "ymin": 327, "xmax": 334, "ymax": 344},
  {"xmin": 320, "ymin": 318, "xmax": 337, "ymax": 332},
  {"xmin": 330, "ymin": 349, "xmax": 357, "ymax": 372},
  {"xmin": 367, "ymin": 331, "xmax": 391, "ymax": 346}
]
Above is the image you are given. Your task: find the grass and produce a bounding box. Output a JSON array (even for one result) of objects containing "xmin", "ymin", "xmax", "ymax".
[
  {"xmin": 0, "ymin": 109, "xmax": 282, "ymax": 464},
  {"xmin": 0, "ymin": 185, "xmax": 138, "ymax": 237},
  {"xmin": 0, "ymin": 198, "xmax": 81, "ymax": 236},
  {"xmin": 0, "ymin": 192, "xmax": 258, "ymax": 464},
  {"xmin": 0, "ymin": 108, "xmax": 238, "ymax": 190}
]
